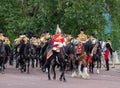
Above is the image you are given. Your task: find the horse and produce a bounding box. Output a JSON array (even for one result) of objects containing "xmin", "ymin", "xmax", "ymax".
[
  {"xmin": 35, "ymin": 45, "xmax": 41, "ymax": 68},
  {"xmin": 89, "ymin": 40, "xmax": 102, "ymax": 74},
  {"xmin": 0, "ymin": 40, "xmax": 7, "ymax": 74},
  {"xmin": 30, "ymin": 44, "xmax": 38, "ymax": 68},
  {"xmin": 40, "ymin": 38, "xmax": 52, "ymax": 72},
  {"xmin": 64, "ymin": 42, "xmax": 77, "ymax": 72},
  {"xmin": 41, "ymin": 38, "xmax": 69, "ymax": 82},
  {"xmin": 15, "ymin": 39, "xmax": 26, "ymax": 73},
  {"xmin": 48, "ymin": 41, "xmax": 77, "ymax": 77},
  {"xmin": 23, "ymin": 40, "xmax": 36, "ymax": 73},
  {"xmin": 4, "ymin": 43, "xmax": 11, "ymax": 65},
  {"xmin": 71, "ymin": 42, "xmax": 90, "ymax": 79}
]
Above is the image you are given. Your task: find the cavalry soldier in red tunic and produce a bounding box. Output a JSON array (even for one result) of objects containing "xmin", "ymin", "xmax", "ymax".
[
  {"xmin": 52, "ymin": 24, "xmax": 66, "ymax": 52},
  {"xmin": 46, "ymin": 24, "xmax": 66, "ymax": 60}
]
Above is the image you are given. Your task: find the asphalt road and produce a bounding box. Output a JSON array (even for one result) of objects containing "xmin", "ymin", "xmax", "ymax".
[{"xmin": 0, "ymin": 65, "xmax": 120, "ymax": 88}]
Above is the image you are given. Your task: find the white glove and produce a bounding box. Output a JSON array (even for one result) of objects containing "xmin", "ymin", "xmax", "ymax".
[
  {"xmin": 58, "ymin": 42, "xmax": 63, "ymax": 47},
  {"xmin": 54, "ymin": 42, "xmax": 59, "ymax": 45}
]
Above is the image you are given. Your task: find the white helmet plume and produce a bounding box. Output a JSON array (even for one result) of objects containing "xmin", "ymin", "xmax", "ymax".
[{"xmin": 55, "ymin": 24, "xmax": 61, "ymax": 34}]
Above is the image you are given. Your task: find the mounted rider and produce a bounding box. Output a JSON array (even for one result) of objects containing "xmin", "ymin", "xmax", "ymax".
[
  {"xmin": 45, "ymin": 24, "xmax": 66, "ymax": 61},
  {"xmin": 77, "ymin": 28, "xmax": 87, "ymax": 43},
  {"xmin": 52, "ymin": 24, "xmax": 66, "ymax": 53},
  {"xmin": 0, "ymin": 31, "xmax": 10, "ymax": 46},
  {"xmin": 40, "ymin": 31, "xmax": 51, "ymax": 46},
  {"xmin": 14, "ymin": 33, "xmax": 29, "ymax": 46}
]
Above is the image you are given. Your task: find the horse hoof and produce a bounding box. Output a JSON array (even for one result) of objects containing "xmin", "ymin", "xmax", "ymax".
[
  {"xmin": 78, "ymin": 73, "xmax": 83, "ymax": 77},
  {"xmin": 59, "ymin": 78, "xmax": 62, "ymax": 81},
  {"xmin": 48, "ymin": 78, "xmax": 51, "ymax": 80},
  {"xmin": 97, "ymin": 69, "xmax": 100, "ymax": 74},
  {"xmin": 63, "ymin": 78, "xmax": 66, "ymax": 82},
  {"xmin": 2, "ymin": 72, "xmax": 5, "ymax": 74},
  {"xmin": 64, "ymin": 79, "xmax": 67, "ymax": 82},
  {"xmin": 71, "ymin": 73, "xmax": 77, "ymax": 78},
  {"xmin": 53, "ymin": 77, "xmax": 56, "ymax": 80},
  {"xmin": 87, "ymin": 76, "xmax": 90, "ymax": 80}
]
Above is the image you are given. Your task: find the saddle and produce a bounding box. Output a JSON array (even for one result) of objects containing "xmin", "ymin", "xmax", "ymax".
[
  {"xmin": 56, "ymin": 48, "xmax": 61, "ymax": 53},
  {"xmin": 46, "ymin": 49, "xmax": 53, "ymax": 60}
]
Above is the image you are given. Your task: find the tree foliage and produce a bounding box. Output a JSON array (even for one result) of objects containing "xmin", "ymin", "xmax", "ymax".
[{"xmin": 0, "ymin": 0, "xmax": 120, "ymax": 50}]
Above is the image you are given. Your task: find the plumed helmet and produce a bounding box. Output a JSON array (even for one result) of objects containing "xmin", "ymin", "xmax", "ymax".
[{"xmin": 55, "ymin": 24, "xmax": 61, "ymax": 34}]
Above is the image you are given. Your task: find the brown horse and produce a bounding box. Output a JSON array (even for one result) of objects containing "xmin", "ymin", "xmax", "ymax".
[{"xmin": 71, "ymin": 42, "xmax": 90, "ymax": 79}]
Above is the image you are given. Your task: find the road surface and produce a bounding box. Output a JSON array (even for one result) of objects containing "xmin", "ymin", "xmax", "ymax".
[{"xmin": 0, "ymin": 65, "xmax": 120, "ymax": 88}]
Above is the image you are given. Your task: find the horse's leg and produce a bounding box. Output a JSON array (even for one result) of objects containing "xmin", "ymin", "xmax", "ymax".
[
  {"xmin": 20, "ymin": 59, "xmax": 24, "ymax": 73},
  {"xmin": 71, "ymin": 59, "xmax": 77, "ymax": 77},
  {"xmin": 39, "ymin": 59, "xmax": 42, "ymax": 69},
  {"xmin": 16, "ymin": 56, "xmax": 20, "ymax": 68},
  {"xmin": 27, "ymin": 59, "xmax": 30, "ymax": 74},
  {"xmin": 62, "ymin": 64, "xmax": 66, "ymax": 82},
  {"xmin": 82, "ymin": 59, "xmax": 89, "ymax": 79},
  {"xmin": 23, "ymin": 59, "xmax": 26, "ymax": 72},
  {"xmin": 1, "ymin": 59, "xmax": 5, "ymax": 74},
  {"xmin": 52, "ymin": 63, "xmax": 56, "ymax": 80},
  {"xmin": 42, "ymin": 59, "xmax": 48, "ymax": 72},
  {"xmin": 96, "ymin": 56, "xmax": 100, "ymax": 74},
  {"xmin": 78, "ymin": 61, "xmax": 83, "ymax": 77},
  {"xmin": 91, "ymin": 56, "xmax": 95, "ymax": 73},
  {"xmin": 35, "ymin": 57, "xmax": 38, "ymax": 67},
  {"xmin": 99, "ymin": 56, "xmax": 101, "ymax": 68},
  {"xmin": 31, "ymin": 58, "xmax": 34, "ymax": 68},
  {"xmin": 69, "ymin": 60, "xmax": 73, "ymax": 71},
  {"xmin": 59, "ymin": 63, "xmax": 66, "ymax": 82},
  {"xmin": 1, "ymin": 63, "xmax": 4, "ymax": 74},
  {"xmin": 47, "ymin": 63, "xmax": 51, "ymax": 80},
  {"xmin": 91, "ymin": 61, "xmax": 94, "ymax": 73}
]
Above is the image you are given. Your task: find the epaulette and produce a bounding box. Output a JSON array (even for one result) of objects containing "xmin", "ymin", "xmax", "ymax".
[
  {"xmin": 4, "ymin": 37, "xmax": 10, "ymax": 45},
  {"xmin": 0, "ymin": 35, "xmax": 5, "ymax": 41},
  {"xmin": 23, "ymin": 37, "xmax": 29, "ymax": 44},
  {"xmin": 15, "ymin": 37, "xmax": 22, "ymax": 45}
]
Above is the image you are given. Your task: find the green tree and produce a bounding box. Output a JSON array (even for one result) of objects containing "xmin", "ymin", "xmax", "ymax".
[{"xmin": 0, "ymin": 0, "xmax": 120, "ymax": 50}]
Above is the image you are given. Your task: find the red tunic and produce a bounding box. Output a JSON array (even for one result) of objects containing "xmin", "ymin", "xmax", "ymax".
[
  {"xmin": 52, "ymin": 34, "xmax": 65, "ymax": 50},
  {"xmin": 104, "ymin": 49, "xmax": 110, "ymax": 61}
]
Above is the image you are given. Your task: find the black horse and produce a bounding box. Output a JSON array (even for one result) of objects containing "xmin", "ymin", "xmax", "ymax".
[
  {"xmin": 0, "ymin": 40, "xmax": 7, "ymax": 74},
  {"xmin": 4, "ymin": 44, "xmax": 11, "ymax": 65},
  {"xmin": 40, "ymin": 38, "xmax": 53, "ymax": 71},
  {"xmin": 15, "ymin": 39, "xmax": 26, "ymax": 73},
  {"xmin": 89, "ymin": 40, "xmax": 102, "ymax": 74},
  {"xmin": 24, "ymin": 40, "xmax": 36, "ymax": 73},
  {"xmin": 64, "ymin": 42, "xmax": 77, "ymax": 72},
  {"xmin": 43, "ymin": 38, "xmax": 77, "ymax": 82}
]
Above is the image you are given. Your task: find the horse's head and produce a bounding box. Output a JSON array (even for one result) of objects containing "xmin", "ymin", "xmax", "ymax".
[
  {"xmin": 63, "ymin": 42, "xmax": 77, "ymax": 60},
  {"xmin": 70, "ymin": 38, "xmax": 79, "ymax": 45}
]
